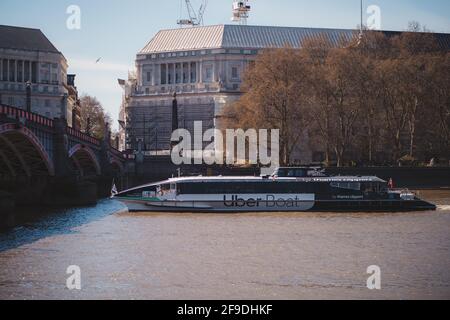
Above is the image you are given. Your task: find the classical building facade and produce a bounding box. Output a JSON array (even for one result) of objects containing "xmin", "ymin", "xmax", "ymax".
[
  {"xmin": 120, "ymin": 24, "xmax": 450, "ymax": 163},
  {"xmin": 0, "ymin": 25, "xmax": 76, "ymax": 127}
]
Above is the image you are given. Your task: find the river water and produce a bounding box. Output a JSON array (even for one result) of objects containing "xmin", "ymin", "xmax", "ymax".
[{"xmin": 0, "ymin": 190, "xmax": 449, "ymax": 300}]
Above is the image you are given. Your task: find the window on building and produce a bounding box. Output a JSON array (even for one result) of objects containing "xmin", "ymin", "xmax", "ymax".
[
  {"xmin": 24, "ymin": 61, "xmax": 30, "ymax": 82},
  {"xmin": 182, "ymin": 63, "xmax": 188, "ymax": 83},
  {"xmin": 31, "ymin": 62, "xmax": 37, "ymax": 83},
  {"xmin": 190, "ymin": 62, "xmax": 197, "ymax": 83},
  {"xmin": 175, "ymin": 64, "xmax": 181, "ymax": 84},
  {"xmin": 205, "ymin": 66, "xmax": 213, "ymax": 82},
  {"xmin": 160, "ymin": 65, "xmax": 167, "ymax": 85},
  {"xmin": 146, "ymin": 71, "xmax": 152, "ymax": 83},
  {"xmin": 9, "ymin": 60, "xmax": 15, "ymax": 82},
  {"xmin": 51, "ymin": 73, "xmax": 58, "ymax": 84},
  {"xmin": 17, "ymin": 61, "xmax": 23, "ymax": 82},
  {"xmin": 231, "ymin": 66, "xmax": 239, "ymax": 79},
  {"xmin": 41, "ymin": 69, "xmax": 50, "ymax": 83},
  {"xmin": 2, "ymin": 60, "xmax": 8, "ymax": 81}
]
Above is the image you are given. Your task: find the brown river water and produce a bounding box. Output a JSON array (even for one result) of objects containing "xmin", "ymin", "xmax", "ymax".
[{"xmin": 0, "ymin": 190, "xmax": 449, "ymax": 300}]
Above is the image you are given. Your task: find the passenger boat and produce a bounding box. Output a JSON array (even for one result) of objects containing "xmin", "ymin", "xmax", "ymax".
[{"xmin": 113, "ymin": 167, "xmax": 436, "ymax": 213}]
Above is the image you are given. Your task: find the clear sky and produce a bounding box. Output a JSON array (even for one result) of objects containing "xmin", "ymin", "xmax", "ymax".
[{"xmin": 1, "ymin": 0, "xmax": 449, "ymax": 129}]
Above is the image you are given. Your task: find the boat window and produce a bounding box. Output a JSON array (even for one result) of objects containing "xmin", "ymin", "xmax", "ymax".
[
  {"xmin": 121, "ymin": 186, "xmax": 156, "ymax": 198},
  {"xmin": 362, "ymin": 182, "xmax": 388, "ymax": 193},
  {"xmin": 276, "ymin": 169, "xmax": 307, "ymax": 177},
  {"xmin": 157, "ymin": 184, "xmax": 171, "ymax": 196},
  {"xmin": 142, "ymin": 191, "xmax": 156, "ymax": 198},
  {"xmin": 330, "ymin": 182, "xmax": 361, "ymax": 191},
  {"xmin": 178, "ymin": 181, "xmax": 317, "ymax": 194}
]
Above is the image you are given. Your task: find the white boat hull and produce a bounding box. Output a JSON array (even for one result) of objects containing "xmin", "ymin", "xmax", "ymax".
[{"xmin": 117, "ymin": 194, "xmax": 316, "ymax": 212}]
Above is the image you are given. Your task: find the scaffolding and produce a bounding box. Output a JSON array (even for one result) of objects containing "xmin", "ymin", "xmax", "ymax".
[{"xmin": 231, "ymin": 0, "xmax": 251, "ymax": 25}]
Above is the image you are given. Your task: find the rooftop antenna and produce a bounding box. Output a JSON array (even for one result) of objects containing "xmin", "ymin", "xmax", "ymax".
[
  {"xmin": 357, "ymin": 0, "xmax": 364, "ymax": 45},
  {"xmin": 360, "ymin": 0, "xmax": 363, "ymax": 34},
  {"xmin": 177, "ymin": 0, "xmax": 208, "ymax": 27},
  {"xmin": 231, "ymin": 0, "xmax": 251, "ymax": 25}
]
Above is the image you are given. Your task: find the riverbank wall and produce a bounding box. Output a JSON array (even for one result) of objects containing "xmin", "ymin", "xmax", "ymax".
[
  {"xmin": 123, "ymin": 157, "xmax": 450, "ymax": 189},
  {"xmin": 324, "ymin": 167, "xmax": 450, "ymax": 189},
  {"xmin": 0, "ymin": 191, "xmax": 15, "ymax": 230}
]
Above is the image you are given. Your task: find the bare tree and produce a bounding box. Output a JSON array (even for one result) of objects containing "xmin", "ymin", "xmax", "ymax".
[
  {"xmin": 224, "ymin": 47, "xmax": 312, "ymax": 165},
  {"xmin": 79, "ymin": 94, "xmax": 112, "ymax": 140},
  {"xmin": 225, "ymin": 23, "xmax": 449, "ymax": 167}
]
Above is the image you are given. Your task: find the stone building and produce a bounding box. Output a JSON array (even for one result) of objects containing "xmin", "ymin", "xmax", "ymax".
[
  {"xmin": 0, "ymin": 25, "xmax": 75, "ymax": 126},
  {"xmin": 66, "ymin": 74, "xmax": 81, "ymax": 130}
]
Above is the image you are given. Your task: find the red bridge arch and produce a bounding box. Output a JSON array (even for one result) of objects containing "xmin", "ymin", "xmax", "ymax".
[{"xmin": 0, "ymin": 123, "xmax": 55, "ymax": 176}]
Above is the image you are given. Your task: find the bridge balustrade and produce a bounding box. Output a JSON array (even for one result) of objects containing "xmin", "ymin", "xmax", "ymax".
[{"xmin": 0, "ymin": 104, "xmax": 54, "ymax": 127}]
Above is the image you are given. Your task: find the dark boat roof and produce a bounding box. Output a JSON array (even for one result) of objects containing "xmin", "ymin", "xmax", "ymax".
[
  {"xmin": 166, "ymin": 176, "xmax": 386, "ymax": 183},
  {"xmin": 121, "ymin": 175, "xmax": 386, "ymax": 192}
]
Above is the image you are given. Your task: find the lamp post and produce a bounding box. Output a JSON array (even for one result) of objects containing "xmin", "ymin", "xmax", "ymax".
[
  {"xmin": 171, "ymin": 92, "xmax": 179, "ymax": 153},
  {"xmin": 26, "ymin": 81, "xmax": 31, "ymax": 112}
]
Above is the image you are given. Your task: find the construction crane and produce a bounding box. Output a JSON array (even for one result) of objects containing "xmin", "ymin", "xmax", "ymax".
[
  {"xmin": 177, "ymin": 0, "xmax": 208, "ymax": 27},
  {"xmin": 231, "ymin": 0, "xmax": 251, "ymax": 25}
]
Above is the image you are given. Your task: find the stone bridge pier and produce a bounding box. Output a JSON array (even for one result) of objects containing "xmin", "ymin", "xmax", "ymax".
[{"xmin": 0, "ymin": 104, "xmax": 126, "ymax": 227}]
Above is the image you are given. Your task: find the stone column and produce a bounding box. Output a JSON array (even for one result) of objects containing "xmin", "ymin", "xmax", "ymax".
[
  {"xmin": 14, "ymin": 60, "xmax": 17, "ymax": 82},
  {"xmin": 157, "ymin": 63, "xmax": 161, "ymax": 85},
  {"xmin": 173, "ymin": 63, "xmax": 176, "ymax": 84},
  {"xmin": 166, "ymin": 63, "xmax": 169, "ymax": 85},
  {"xmin": 61, "ymin": 94, "xmax": 68, "ymax": 121},
  {"xmin": 0, "ymin": 59, "xmax": 2, "ymax": 82},
  {"xmin": 52, "ymin": 117, "xmax": 73, "ymax": 178},
  {"xmin": 188, "ymin": 62, "xmax": 191, "ymax": 83},
  {"xmin": 21, "ymin": 60, "xmax": 24, "ymax": 82},
  {"xmin": 36, "ymin": 61, "xmax": 41, "ymax": 83},
  {"xmin": 152, "ymin": 64, "xmax": 156, "ymax": 86},
  {"xmin": 199, "ymin": 60, "xmax": 203, "ymax": 83},
  {"xmin": 29, "ymin": 61, "xmax": 32, "ymax": 83},
  {"xmin": 174, "ymin": 63, "xmax": 178, "ymax": 84},
  {"xmin": 138, "ymin": 64, "xmax": 142, "ymax": 86},
  {"xmin": 6, "ymin": 59, "xmax": 9, "ymax": 82},
  {"xmin": 213, "ymin": 60, "xmax": 217, "ymax": 82}
]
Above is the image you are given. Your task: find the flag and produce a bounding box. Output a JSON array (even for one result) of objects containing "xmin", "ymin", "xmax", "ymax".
[{"xmin": 111, "ymin": 181, "xmax": 118, "ymax": 197}]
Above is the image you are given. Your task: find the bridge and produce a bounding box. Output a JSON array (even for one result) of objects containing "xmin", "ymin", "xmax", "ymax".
[{"xmin": 0, "ymin": 103, "xmax": 126, "ymax": 208}]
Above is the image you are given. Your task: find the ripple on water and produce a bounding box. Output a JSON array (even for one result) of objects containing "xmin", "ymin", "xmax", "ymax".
[{"xmin": 0, "ymin": 192, "xmax": 450, "ymax": 299}]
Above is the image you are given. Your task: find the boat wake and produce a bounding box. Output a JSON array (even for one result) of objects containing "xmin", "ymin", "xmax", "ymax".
[{"xmin": 437, "ymin": 205, "xmax": 450, "ymax": 211}]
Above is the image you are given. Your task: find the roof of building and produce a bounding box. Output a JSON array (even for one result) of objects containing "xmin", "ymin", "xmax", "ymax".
[
  {"xmin": 0, "ymin": 25, "xmax": 60, "ymax": 53},
  {"xmin": 139, "ymin": 24, "xmax": 450, "ymax": 54}
]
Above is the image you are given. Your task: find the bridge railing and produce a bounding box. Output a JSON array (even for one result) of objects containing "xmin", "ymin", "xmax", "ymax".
[
  {"xmin": 0, "ymin": 104, "xmax": 54, "ymax": 128},
  {"xmin": 110, "ymin": 146, "xmax": 125, "ymax": 158},
  {"xmin": 66, "ymin": 126, "xmax": 100, "ymax": 146},
  {"xmin": 1, "ymin": 103, "xmax": 126, "ymax": 157}
]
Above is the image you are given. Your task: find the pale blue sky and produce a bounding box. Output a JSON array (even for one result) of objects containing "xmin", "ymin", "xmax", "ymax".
[{"xmin": 1, "ymin": 0, "xmax": 449, "ymax": 128}]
